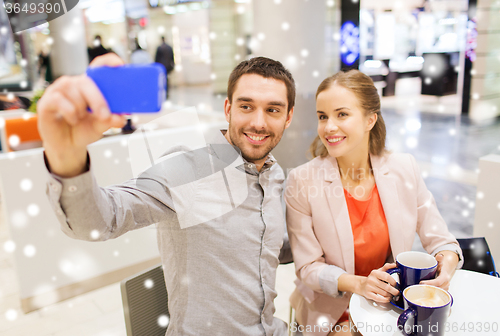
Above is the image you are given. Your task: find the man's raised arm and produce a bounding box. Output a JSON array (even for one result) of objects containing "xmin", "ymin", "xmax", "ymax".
[
  {"xmin": 38, "ymin": 54, "xmax": 176, "ymax": 242},
  {"xmin": 38, "ymin": 53, "xmax": 127, "ymax": 177}
]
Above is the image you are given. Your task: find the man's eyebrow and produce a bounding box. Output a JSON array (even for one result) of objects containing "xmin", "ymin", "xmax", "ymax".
[
  {"xmin": 235, "ymin": 97, "xmax": 254, "ymax": 102},
  {"xmin": 268, "ymin": 101, "xmax": 286, "ymax": 107},
  {"xmin": 235, "ymin": 97, "xmax": 286, "ymax": 107}
]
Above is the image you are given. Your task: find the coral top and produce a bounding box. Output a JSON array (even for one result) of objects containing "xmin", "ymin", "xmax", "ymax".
[
  {"xmin": 344, "ymin": 184, "xmax": 391, "ymax": 276},
  {"xmin": 337, "ymin": 185, "xmax": 391, "ymax": 323}
]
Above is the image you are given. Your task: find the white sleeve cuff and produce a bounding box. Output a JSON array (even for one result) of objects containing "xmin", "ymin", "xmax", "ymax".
[
  {"xmin": 431, "ymin": 243, "xmax": 464, "ymax": 269},
  {"xmin": 319, "ymin": 265, "xmax": 347, "ymax": 298}
]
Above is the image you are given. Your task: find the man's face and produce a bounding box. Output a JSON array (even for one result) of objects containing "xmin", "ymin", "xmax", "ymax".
[{"xmin": 224, "ymin": 74, "xmax": 294, "ymax": 169}]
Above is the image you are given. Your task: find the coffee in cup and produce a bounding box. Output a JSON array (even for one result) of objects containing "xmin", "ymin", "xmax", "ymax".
[
  {"xmin": 398, "ymin": 285, "xmax": 453, "ymax": 336},
  {"xmin": 409, "ymin": 295, "xmax": 447, "ymax": 307}
]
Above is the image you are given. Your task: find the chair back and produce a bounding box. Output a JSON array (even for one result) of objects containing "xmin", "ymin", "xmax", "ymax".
[
  {"xmin": 121, "ymin": 264, "xmax": 170, "ymax": 336},
  {"xmin": 457, "ymin": 237, "xmax": 499, "ymax": 277}
]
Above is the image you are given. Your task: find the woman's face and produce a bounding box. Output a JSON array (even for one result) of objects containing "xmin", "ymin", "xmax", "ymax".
[{"xmin": 316, "ymin": 84, "xmax": 376, "ymax": 159}]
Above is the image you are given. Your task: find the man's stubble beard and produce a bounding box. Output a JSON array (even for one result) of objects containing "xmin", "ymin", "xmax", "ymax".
[{"xmin": 227, "ymin": 113, "xmax": 286, "ymax": 163}]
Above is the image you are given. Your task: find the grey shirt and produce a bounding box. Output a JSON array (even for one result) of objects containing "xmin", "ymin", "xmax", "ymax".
[{"xmin": 45, "ymin": 130, "xmax": 289, "ymax": 336}]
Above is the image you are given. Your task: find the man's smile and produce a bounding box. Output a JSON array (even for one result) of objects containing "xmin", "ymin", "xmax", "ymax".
[{"xmin": 244, "ymin": 132, "xmax": 270, "ymax": 145}]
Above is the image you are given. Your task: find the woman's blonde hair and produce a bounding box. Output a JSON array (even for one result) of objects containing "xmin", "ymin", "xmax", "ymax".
[{"xmin": 310, "ymin": 70, "xmax": 387, "ymax": 158}]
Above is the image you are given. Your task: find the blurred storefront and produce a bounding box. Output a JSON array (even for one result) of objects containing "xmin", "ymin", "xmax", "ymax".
[
  {"xmin": 358, "ymin": 0, "xmax": 468, "ymax": 101},
  {"xmin": 0, "ymin": 0, "xmax": 498, "ymax": 120},
  {"xmin": 0, "ymin": 7, "xmax": 34, "ymax": 91},
  {"xmin": 147, "ymin": 0, "xmax": 212, "ymax": 86},
  {"xmin": 82, "ymin": 0, "xmax": 214, "ymax": 87},
  {"xmin": 80, "ymin": 0, "xmax": 131, "ymax": 62}
]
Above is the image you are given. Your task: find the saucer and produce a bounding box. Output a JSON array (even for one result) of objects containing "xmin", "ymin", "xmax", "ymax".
[{"xmin": 390, "ymin": 296, "xmax": 404, "ymax": 310}]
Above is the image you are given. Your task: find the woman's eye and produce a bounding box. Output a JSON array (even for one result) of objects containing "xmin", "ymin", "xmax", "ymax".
[
  {"xmin": 338, "ymin": 112, "xmax": 347, "ymax": 117},
  {"xmin": 318, "ymin": 115, "xmax": 327, "ymax": 120}
]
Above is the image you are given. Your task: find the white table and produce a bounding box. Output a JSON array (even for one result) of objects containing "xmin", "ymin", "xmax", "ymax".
[{"xmin": 349, "ymin": 270, "xmax": 500, "ymax": 336}]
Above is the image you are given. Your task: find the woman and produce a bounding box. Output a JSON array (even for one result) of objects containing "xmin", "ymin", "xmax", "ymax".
[{"xmin": 285, "ymin": 70, "xmax": 463, "ymax": 336}]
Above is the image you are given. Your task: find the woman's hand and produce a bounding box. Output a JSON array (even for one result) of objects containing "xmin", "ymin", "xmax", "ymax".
[
  {"xmin": 338, "ymin": 263, "xmax": 399, "ymax": 303},
  {"xmin": 420, "ymin": 251, "xmax": 459, "ymax": 290},
  {"xmin": 357, "ymin": 263, "xmax": 400, "ymax": 302}
]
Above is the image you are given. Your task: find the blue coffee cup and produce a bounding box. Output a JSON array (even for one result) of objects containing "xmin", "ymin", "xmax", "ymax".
[
  {"xmin": 398, "ymin": 284, "xmax": 453, "ymax": 336},
  {"xmin": 387, "ymin": 251, "xmax": 438, "ymax": 296}
]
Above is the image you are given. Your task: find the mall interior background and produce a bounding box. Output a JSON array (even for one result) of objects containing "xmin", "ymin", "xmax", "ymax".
[{"xmin": 0, "ymin": 0, "xmax": 500, "ymax": 335}]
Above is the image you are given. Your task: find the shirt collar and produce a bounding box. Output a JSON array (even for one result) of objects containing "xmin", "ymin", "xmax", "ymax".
[{"xmin": 207, "ymin": 129, "xmax": 277, "ymax": 173}]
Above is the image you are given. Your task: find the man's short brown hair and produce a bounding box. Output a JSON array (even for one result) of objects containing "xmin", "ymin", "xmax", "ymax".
[{"xmin": 227, "ymin": 57, "xmax": 296, "ymax": 112}]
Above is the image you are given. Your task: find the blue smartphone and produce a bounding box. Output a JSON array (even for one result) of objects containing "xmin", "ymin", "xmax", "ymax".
[{"xmin": 86, "ymin": 64, "xmax": 166, "ymax": 114}]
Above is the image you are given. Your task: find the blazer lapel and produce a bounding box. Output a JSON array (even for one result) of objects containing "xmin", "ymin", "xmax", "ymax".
[
  {"xmin": 323, "ymin": 157, "xmax": 355, "ymax": 275},
  {"xmin": 371, "ymin": 155, "xmax": 405, "ymax": 258}
]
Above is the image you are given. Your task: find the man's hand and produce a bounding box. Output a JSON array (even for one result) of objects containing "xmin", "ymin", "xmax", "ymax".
[
  {"xmin": 420, "ymin": 251, "xmax": 459, "ymax": 290},
  {"xmin": 38, "ymin": 53, "xmax": 126, "ymax": 177}
]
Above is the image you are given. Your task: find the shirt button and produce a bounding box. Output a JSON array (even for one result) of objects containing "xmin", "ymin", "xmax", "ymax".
[
  {"xmin": 51, "ymin": 184, "xmax": 59, "ymax": 192},
  {"xmin": 57, "ymin": 209, "xmax": 63, "ymax": 215},
  {"xmin": 68, "ymin": 185, "xmax": 77, "ymax": 193}
]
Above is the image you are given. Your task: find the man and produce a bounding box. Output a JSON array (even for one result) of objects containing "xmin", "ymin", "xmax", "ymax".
[
  {"xmin": 88, "ymin": 35, "xmax": 111, "ymax": 63},
  {"xmin": 155, "ymin": 36, "xmax": 175, "ymax": 96},
  {"xmin": 130, "ymin": 38, "xmax": 152, "ymax": 65},
  {"xmin": 37, "ymin": 54, "xmax": 295, "ymax": 335}
]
